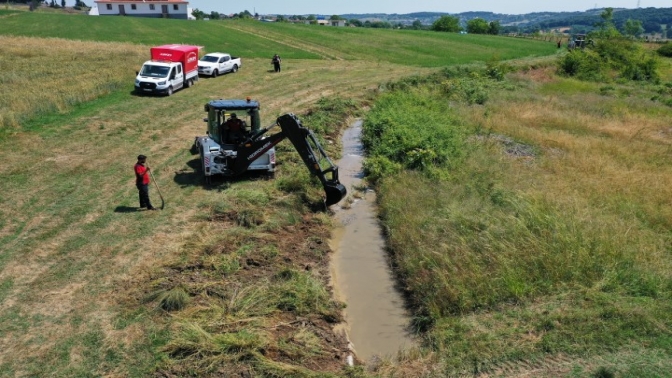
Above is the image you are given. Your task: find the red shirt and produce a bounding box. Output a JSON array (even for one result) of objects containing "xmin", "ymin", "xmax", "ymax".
[{"xmin": 135, "ymin": 163, "xmax": 149, "ymax": 185}]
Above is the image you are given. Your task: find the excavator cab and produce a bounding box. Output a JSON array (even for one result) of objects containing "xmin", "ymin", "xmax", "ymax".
[{"xmin": 204, "ymin": 99, "xmax": 261, "ymax": 145}]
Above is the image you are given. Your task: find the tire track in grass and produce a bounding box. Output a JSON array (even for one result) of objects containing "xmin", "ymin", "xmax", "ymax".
[{"xmin": 222, "ymin": 23, "xmax": 346, "ymax": 61}]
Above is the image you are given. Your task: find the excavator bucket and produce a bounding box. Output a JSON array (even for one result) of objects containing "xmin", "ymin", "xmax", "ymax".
[{"xmin": 324, "ymin": 182, "xmax": 347, "ymax": 206}]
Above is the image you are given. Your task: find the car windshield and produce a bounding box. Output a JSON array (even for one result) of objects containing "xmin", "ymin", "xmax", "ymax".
[
  {"xmin": 140, "ymin": 64, "xmax": 169, "ymax": 78},
  {"xmin": 200, "ymin": 56, "xmax": 220, "ymax": 63}
]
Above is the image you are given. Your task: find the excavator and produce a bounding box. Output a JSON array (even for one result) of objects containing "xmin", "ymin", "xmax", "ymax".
[{"xmin": 193, "ymin": 98, "xmax": 347, "ymax": 206}]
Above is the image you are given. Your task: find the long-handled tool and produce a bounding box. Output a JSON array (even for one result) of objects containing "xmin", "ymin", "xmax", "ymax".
[{"xmin": 149, "ymin": 170, "xmax": 165, "ymax": 210}]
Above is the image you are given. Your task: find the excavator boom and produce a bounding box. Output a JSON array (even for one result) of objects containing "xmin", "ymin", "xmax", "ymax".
[{"xmin": 233, "ymin": 113, "xmax": 347, "ymax": 206}]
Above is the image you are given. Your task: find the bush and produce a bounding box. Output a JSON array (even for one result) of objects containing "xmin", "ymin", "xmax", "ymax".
[
  {"xmin": 558, "ymin": 38, "xmax": 660, "ymax": 82},
  {"xmin": 361, "ymin": 91, "xmax": 467, "ymax": 180},
  {"xmin": 657, "ymin": 43, "xmax": 672, "ymax": 58},
  {"xmin": 557, "ymin": 50, "xmax": 607, "ymax": 81}
]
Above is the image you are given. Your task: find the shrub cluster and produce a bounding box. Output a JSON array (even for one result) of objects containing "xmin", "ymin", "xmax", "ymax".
[
  {"xmin": 658, "ymin": 42, "xmax": 672, "ymax": 58},
  {"xmin": 361, "ymin": 90, "xmax": 468, "ymax": 183},
  {"xmin": 558, "ymin": 38, "xmax": 660, "ymax": 82}
]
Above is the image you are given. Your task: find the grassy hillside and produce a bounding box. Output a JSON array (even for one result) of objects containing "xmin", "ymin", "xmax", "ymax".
[{"xmin": 0, "ymin": 11, "xmax": 556, "ymax": 64}]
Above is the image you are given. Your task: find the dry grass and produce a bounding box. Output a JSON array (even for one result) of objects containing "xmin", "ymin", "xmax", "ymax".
[{"xmin": 0, "ymin": 36, "xmax": 147, "ymax": 131}]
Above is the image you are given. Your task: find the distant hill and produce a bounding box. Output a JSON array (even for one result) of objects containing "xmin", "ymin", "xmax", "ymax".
[{"xmin": 338, "ymin": 7, "xmax": 672, "ymax": 34}]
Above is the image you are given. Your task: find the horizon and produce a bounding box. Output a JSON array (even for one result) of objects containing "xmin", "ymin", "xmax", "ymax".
[{"xmin": 182, "ymin": 0, "xmax": 672, "ymax": 16}]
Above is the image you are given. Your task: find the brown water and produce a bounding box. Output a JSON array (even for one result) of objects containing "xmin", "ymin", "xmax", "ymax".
[{"xmin": 330, "ymin": 120, "xmax": 416, "ymax": 363}]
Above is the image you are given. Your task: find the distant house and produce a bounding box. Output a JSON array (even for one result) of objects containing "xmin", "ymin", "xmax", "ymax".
[
  {"xmin": 304, "ymin": 18, "xmax": 346, "ymax": 27},
  {"xmin": 92, "ymin": 0, "xmax": 191, "ymax": 19}
]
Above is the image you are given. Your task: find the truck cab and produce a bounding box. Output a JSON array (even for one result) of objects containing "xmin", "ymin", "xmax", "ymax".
[
  {"xmin": 134, "ymin": 44, "xmax": 200, "ymax": 96},
  {"xmin": 198, "ymin": 53, "xmax": 241, "ymax": 77},
  {"xmin": 135, "ymin": 61, "xmax": 185, "ymax": 95}
]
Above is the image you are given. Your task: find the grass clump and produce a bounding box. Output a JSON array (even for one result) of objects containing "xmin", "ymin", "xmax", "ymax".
[{"xmin": 145, "ymin": 287, "xmax": 191, "ymax": 312}]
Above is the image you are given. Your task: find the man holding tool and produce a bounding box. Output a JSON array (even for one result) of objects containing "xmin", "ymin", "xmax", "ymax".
[{"xmin": 134, "ymin": 154, "xmax": 156, "ymax": 211}]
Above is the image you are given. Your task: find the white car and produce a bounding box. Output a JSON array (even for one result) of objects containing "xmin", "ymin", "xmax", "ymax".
[{"xmin": 197, "ymin": 53, "xmax": 241, "ymax": 77}]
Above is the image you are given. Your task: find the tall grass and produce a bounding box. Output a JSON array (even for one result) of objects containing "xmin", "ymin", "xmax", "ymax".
[
  {"xmin": 0, "ymin": 36, "xmax": 146, "ymax": 132},
  {"xmin": 365, "ymin": 62, "xmax": 672, "ymax": 372}
]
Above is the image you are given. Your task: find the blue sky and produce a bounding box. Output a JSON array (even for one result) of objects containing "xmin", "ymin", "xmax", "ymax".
[{"xmin": 185, "ymin": 0, "xmax": 671, "ymax": 16}]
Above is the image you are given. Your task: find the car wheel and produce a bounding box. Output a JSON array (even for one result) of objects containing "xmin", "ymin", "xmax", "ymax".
[
  {"xmin": 232, "ymin": 65, "xmax": 238, "ymax": 73},
  {"xmin": 212, "ymin": 69, "xmax": 218, "ymax": 78}
]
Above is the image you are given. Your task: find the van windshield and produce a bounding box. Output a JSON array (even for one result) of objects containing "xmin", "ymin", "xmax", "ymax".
[{"xmin": 140, "ymin": 64, "xmax": 170, "ymax": 78}]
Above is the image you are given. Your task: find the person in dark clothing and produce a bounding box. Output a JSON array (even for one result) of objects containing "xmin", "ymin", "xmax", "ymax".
[
  {"xmin": 221, "ymin": 113, "xmax": 246, "ymax": 143},
  {"xmin": 134, "ymin": 155, "xmax": 156, "ymax": 210},
  {"xmin": 271, "ymin": 54, "xmax": 281, "ymax": 72}
]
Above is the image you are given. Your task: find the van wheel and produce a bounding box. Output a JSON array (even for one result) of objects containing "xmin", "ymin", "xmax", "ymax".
[
  {"xmin": 232, "ymin": 65, "xmax": 238, "ymax": 73},
  {"xmin": 185, "ymin": 79, "xmax": 192, "ymax": 88},
  {"xmin": 212, "ymin": 70, "xmax": 218, "ymax": 78},
  {"xmin": 167, "ymin": 87, "xmax": 173, "ymax": 96}
]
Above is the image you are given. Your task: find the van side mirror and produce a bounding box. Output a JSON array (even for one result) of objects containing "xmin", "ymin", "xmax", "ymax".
[
  {"xmin": 203, "ymin": 118, "xmax": 208, "ymax": 122},
  {"xmin": 135, "ymin": 71, "xmax": 139, "ymax": 75}
]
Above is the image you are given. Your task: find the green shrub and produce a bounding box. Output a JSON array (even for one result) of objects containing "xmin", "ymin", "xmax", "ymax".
[
  {"xmin": 362, "ymin": 156, "xmax": 403, "ymax": 183},
  {"xmin": 441, "ymin": 77, "xmax": 490, "ymax": 104},
  {"xmin": 557, "ymin": 50, "xmax": 607, "ymax": 81},
  {"xmin": 558, "ymin": 38, "xmax": 660, "ymax": 82},
  {"xmin": 361, "ymin": 90, "xmax": 467, "ymax": 179},
  {"xmin": 620, "ymin": 54, "xmax": 660, "ymax": 82},
  {"xmin": 657, "ymin": 42, "xmax": 672, "ymax": 57}
]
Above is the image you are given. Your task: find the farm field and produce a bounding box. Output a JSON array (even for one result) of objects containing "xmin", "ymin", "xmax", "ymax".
[{"xmin": 3, "ymin": 7, "xmax": 670, "ymax": 378}]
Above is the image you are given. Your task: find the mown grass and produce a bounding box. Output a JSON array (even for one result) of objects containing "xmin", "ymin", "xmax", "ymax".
[
  {"xmin": 232, "ymin": 21, "xmax": 557, "ymax": 66},
  {"xmin": 0, "ymin": 25, "xmax": 426, "ymax": 375},
  {"xmin": 363, "ymin": 60, "xmax": 672, "ymax": 375},
  {"xmin": 0, "ymin": 11, "xmax": 556, "ymax": 66}
]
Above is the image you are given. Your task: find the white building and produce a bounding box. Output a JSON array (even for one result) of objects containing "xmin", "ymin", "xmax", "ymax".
[{"xmin": 93, "ymin": 0, "xmax": 190, "ymax": 20}]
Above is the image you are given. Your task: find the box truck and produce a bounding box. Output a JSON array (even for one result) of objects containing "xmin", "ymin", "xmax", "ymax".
[{"xmin": 134, "ymin": 44, "xmax": 202, "ymax": 96}]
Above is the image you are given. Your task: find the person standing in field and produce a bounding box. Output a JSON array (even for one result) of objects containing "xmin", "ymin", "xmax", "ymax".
[
  {"xmin": 272, "ymin": 54, "xmax": 281, "ymax": 72},
  {"xmin": 134, "ymin": 155, "xmax": 156, "ymax": 211}
]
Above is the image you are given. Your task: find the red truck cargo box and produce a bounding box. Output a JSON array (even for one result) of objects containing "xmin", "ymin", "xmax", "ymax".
[{"xmin": 150, "ymin": 44, "xmax": 201, "ymax": 74}]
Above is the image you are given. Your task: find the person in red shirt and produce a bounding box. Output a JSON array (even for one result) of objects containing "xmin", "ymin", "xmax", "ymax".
[{"xmin": 134, "ymin": 155, "xmax": 156, "ymax": 210}]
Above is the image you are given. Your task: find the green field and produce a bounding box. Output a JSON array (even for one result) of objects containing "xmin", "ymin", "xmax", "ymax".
[
  {"xmin": 2, "ymin": 7, "xmax": 670, "ymax": 378},
  {"xmin": 0, "ymin": 11, "xmax": 555, "ymax": 64}
]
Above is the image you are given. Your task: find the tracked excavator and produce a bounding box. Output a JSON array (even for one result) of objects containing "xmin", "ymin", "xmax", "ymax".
[{"xmin": 193, "ymin": 98, "xmax": 347, "ymax": 206}]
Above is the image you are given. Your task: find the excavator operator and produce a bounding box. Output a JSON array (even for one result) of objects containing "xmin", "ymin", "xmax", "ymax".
[{"xmin": 221, "ymin": 113, "xmax": 246, "ymax": 144}]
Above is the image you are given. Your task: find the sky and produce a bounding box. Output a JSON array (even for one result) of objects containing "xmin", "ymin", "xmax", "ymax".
[{"xmin": 184, "ymin": 0, "xmax": 671, "ymax": 16}]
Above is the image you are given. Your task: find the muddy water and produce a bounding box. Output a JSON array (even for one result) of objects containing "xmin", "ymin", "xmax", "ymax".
[{"xmin": 330, "ymin": 120, "xmax": 415, "ymax": 363}]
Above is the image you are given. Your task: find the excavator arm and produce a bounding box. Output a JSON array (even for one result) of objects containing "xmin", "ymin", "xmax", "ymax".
[{"xmin": 233, "ymin": 113, "xmax": 347, "ymax": 206}]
